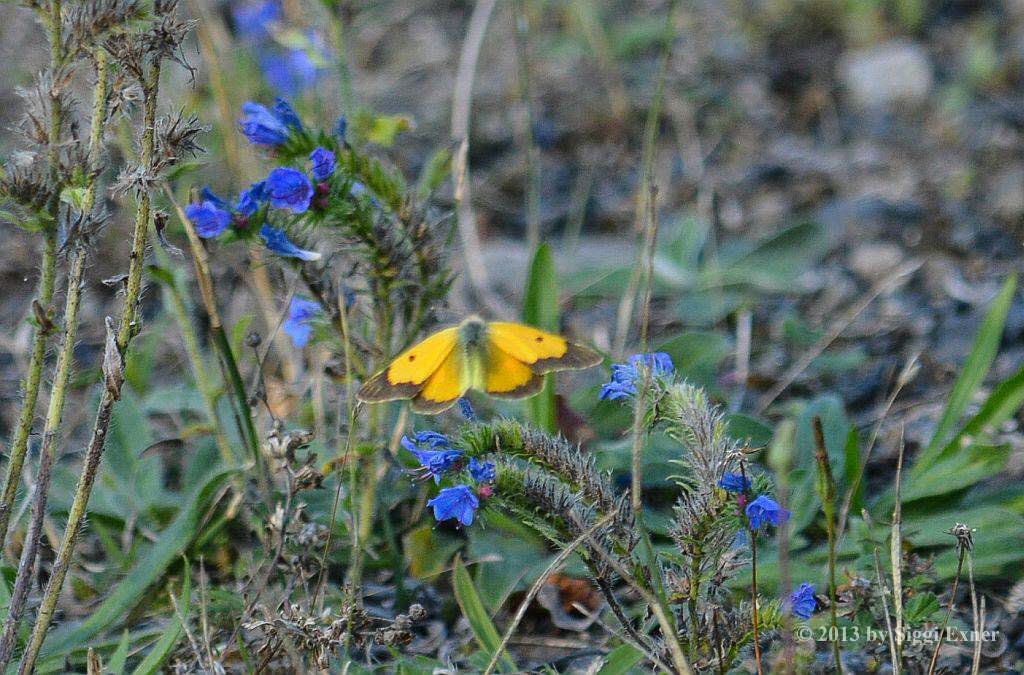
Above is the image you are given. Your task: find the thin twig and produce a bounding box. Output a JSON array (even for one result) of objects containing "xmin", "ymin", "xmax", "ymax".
[
  {"xmin": 866, "ymin": 509, "xmax": 899, "ymax": 675},
  {"xmin": 612, "ymin": 3, "xmax": 675, "ymax": 357},
  {"xmin": 574, "ymin": 522, "xmax": 693, "ymax": 675},
  {"xmin": 16, "ymin": 55, "xmax": 164, "ymax": 675},
  {"xmin": 483, "ymin": 514, "xmax": 616, "ymax": 675},
  {"xmin": 812, "ymin": 417, "xmax": 842, "ymax": 673},
  {"xmin": 756, "ymin": 259, "xmax": 922, "ymax": 414},
  {"xmin": 836, "ymin": 351, "xmax": 921, "ymax": 546},
  {"xmin": 892, "ymin": 431, "xmax": 906, "ymax": 671},
  {"xmin": 742, "ymin": 462, "xmax": 763, "ymax": 675},
  {"xmin": 450, "ymin": 0, "xmax": 506, "ymax": 315}
]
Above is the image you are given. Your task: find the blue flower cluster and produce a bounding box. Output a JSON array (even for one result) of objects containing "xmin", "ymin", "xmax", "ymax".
[
  {"xmin": 401, "ymin": 431, "xmax": 496, "ymax": 527},
  {"xmin": 599, "ymin": 352, "xmax": 675, "ymax": 401},
  {"xmin": 718, "ymin": 472, "xmax": 791, "ymax": 532},
  {"xmin": 181, "ymin": 99, "xmax": 353, "ymax": 261},
  {"xmin": 231, "ymin": 0, "xmax": 327, "ymax": 96}
]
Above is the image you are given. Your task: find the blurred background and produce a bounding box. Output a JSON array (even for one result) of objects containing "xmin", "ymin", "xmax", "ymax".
[{"xmin": 1, "ymin": 0, "xmax": 1024, "ymax": 668}]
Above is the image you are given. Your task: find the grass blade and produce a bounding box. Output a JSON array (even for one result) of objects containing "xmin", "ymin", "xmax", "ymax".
[
  {"xmin": 452, "ymin": 555, "xmax": 516, "ymax": 672},
  {"xmin": 38, "ymin": 467, "xmax": 232, "ymax": 659},
  {"xmin": 597, "ymin": 644, "xmax": 643, "ymax": 675},
  {"xmin": 918, "ymin": 273, "xmax": 1016, "ymax": 467},
  {"xmin": 130, "ymin": 566, "xmax": 191, "ymax": 675},
  {"xmin": 522, "ymin": 242, "xmax": 559, "ymax": 432},
  {"xmin": 107, "ymin": 630, "xmax": 130, "ymax": 675}
]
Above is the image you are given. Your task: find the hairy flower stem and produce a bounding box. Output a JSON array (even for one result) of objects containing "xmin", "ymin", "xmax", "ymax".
[
  {"xmin": 15, "ymin": 56, "xmax": 159, "ymax": 675},
  {"xmin": 812, "ymin": 417, "xmax": 842, "ymax": 673},
  {"xmin": 0, "ymin": 0, "xmax": 69, "ymax": 550},
  {"xmin": 0, "ymin": 231, "xmax": 56, "ymax": 550},
  {"xmin": 741, "ymin": 462, "xmax": 763, "ymax": 675},
  {"xmin": 927, "ymin": 545, "xmax": 965, "ymax": 675}
]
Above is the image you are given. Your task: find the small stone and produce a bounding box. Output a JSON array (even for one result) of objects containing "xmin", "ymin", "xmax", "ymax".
[
  {"xmin": 849, "ymin": 242, "xmax": 904, "ymax": 281},
  {"xmin": 840, "ymin": 41, "xmax": 933, "ymax": 108}
]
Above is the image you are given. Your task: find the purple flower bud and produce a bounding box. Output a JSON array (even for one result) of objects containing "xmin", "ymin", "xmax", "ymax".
[
  {"xmin": 789, "ymin": 583, "xmax": 817, "ymax": 619},
  {"xmin": 259, "ymin": 224, "xmax": 320, "ymax": 261},
  {"xmin": 309, "ymin": 147, "xmax": 336, "ymax": 182}
]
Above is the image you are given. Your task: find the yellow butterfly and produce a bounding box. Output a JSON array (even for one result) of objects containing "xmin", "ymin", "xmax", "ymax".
[{"xmin": 357, "ymin": 315, "xmax": 602, "ymax": 413}]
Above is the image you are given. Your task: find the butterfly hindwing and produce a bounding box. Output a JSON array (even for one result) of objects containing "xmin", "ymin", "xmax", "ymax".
[
  {"xmin": 484, "ymin": 340, "xmax": 540, "ymax": 398},
  {"xmin": 413, "ymin": 348, "xmax": 466, "ymax": 412}
]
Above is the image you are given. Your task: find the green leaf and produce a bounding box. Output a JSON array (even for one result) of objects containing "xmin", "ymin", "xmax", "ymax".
[
  {"xmin": 597, "ymin": 644, "xmax": 644, "ymax": 674},
  {"xmin": 920, "ymin": 274, "xmax": 1016, "ymax": 466},
  {"xmin": 903, "ymin": 592, "xmax": 941, "ymax": 624},
  {"xmin": 415, "ymin": 146, "xmax": 452, "ymax": 200},
  {"xmin": 107, "ymin": 630, "xmax": 131, "ymax": 675},
  {"xmin": 789, "ymin": 395, "xmax": 851, "ymax": 533},
  {"xmin": 39, "ymin": 466, "xmax": 233, "ymax": 660},
  {"xmin": 522, "ymin": 242, "xmax": 559, "ymax": 432},
  {"xmin": 59, "ymin": 186, "xmax": 89, "ymax": 211},
  {"xmin": 131, "ymin": 565, "xmax": 191, "ymax": 675},
  {"xmin": 843, "ymin": 427, "xmax": 863, "ymax": 514},
  {"xmin": 452, "ymin": 555, "xmax": 516, "ymax": 672}
]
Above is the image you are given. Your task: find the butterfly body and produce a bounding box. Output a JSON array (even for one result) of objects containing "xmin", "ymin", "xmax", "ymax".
[{"xmin": 357, "ymin": 316, "xmax": 601, "ymax": 413}]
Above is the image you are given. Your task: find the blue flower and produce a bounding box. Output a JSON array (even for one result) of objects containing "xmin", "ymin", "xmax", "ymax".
[
  {"xmin": 265, "ymin": 167, "xmax": 313, "ymax": 213},
  {"xmin": 745, "ymin": 495, "xmax": 791, "ymax": 531},
  {"xmin": 718, "ymin": 472, "xmax": 751, "ymax": 494},
  {"xmin": 239, "ymin": 102, "xmax": 289, "ymax": 146},
  {"xmin": 334, "ymin": 115, "xmax": 348, "ymax": 140},
  {"xmin": 428, "ymin": 485, "xmax": 479, "ymax": 526},
  {"xmin": 458, "ymin": 398, "xmax": 475, "ymax": 421},
  {"xmin": 310, "ymin": 147, "xmax": 336, "ymax": 182},
  {"xmin": 232, "ymin": 0, "xmax": 279, "ymax": 40},
  {"xmin": 259, "ymin": 224, "xmax": 320, "ymax": 261},
  {"xmin": 789, "ymin": 583, "xmax": 817, "ymax": 620},
  {"xmin": 283, "ymin": 297, "xmax": 320, "ymax": 348},
  {"xmin": 185, "ymin": 201, "xmax": 232, "ymax": 238},
  {"xmin": 273, "ymin": 97, "xmax": 303, "ymax": 131},
  {"xmin": 402, "ymin": 434, "xmax": 464, "ymax": 484},
  {"xmin": 201, "ymin": 187, "xmax": 231, "ymax": 211},
  {"xmin": 236, "ymin": 180, "xmax": 268, "ymax": 216},
  {"xmin": 468, "ymin": 458, "xmax": 495, "ymax": 484},
  {"xmin": 599, "ymin": 352, "xmax": 675, "ymax": 401},
  {"xmin": 261, "ymin": 49, "xmax": 319, "ymax": 97}
]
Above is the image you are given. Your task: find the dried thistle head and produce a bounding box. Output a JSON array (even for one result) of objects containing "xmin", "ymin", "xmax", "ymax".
[
  {"xmin": 152, "ymin": 110, "xmax": 207, "ymax": 174},
  {"xmin": 0, "ymin": 163, "xmax": 54, "ymax": 214},
  {"xmin": 16, "ymin": 70, "xmax": 77, "ymax": 147},
  {"xmin": 65, "ymin": 0, "xmax": 145, "ymax": 58}
]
